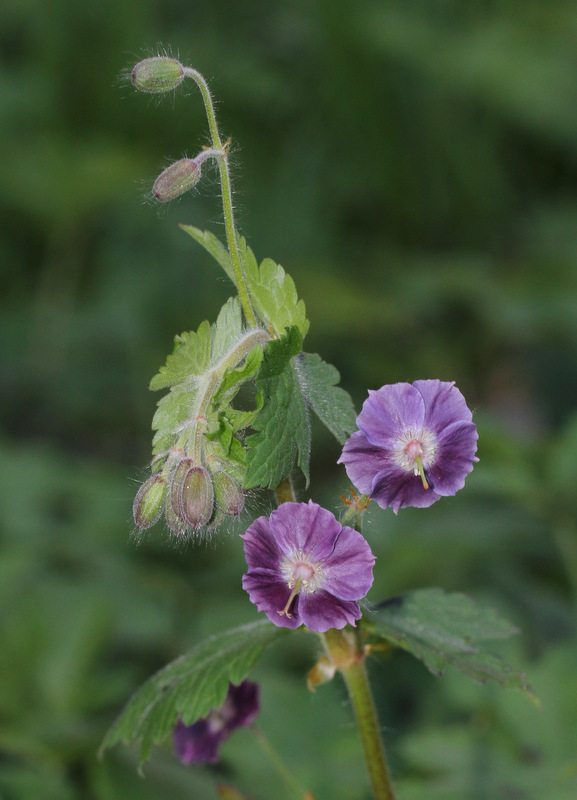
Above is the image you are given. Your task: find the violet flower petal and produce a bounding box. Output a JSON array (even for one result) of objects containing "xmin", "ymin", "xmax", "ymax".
[
  {"xmin": 339, "ymin": 380, "xmax": 478, "ymax": 513},
  {"xmin": 241, "ymin": 501, "xmax": 375, "ymax": 632}
]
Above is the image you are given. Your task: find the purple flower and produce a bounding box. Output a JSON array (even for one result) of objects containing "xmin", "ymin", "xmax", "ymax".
[
  {"xmin": 338, "ymin": 380, "xmax": 478, "ymax": 514},
  {"xmin": 241, "ymin": 501, "xmax": 375, "ymax": 633},
  {"xmin": 174, "ymin": 680, "xmax": 259, "ymax": 765}
]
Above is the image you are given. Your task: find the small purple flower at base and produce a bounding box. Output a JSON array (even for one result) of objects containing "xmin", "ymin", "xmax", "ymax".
[
  {"xmin": 174, "ymin": 681, "xmax": 259, "ymax": 765},
  {"xmin": 338, "ymin": 380, "xmax": 479, "ymax": 514},
  {"xmin": 241, "ymin": 501, "xmax": 375, "ymax": 633}
]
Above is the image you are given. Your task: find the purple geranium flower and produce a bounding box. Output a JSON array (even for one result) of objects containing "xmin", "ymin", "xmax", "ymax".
[
  {"xmin": 174, "ymin": 680, "xmax": 259, "ymax": 764},
  {"xmin": 338, "ymin": 380, "xmax": 478, "ymax": 514},
  {"xmin": 241, "ymin": 501, "xmax": 375, "ymax": 633}
]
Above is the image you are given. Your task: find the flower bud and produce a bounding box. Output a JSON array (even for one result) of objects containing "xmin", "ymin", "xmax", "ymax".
[
  {"xmin": 213, "ymin": 471, "xmax": 245, "ymax": 517},
  {"xmin": 181, "ymin": 465, "xmax": 214, "ymax": 529},
  {"xmin": 133, "ymin": 474, "xmax": 166, "ymax": 530},
  {"xmin": 165, "ymin": 496, "xmax": 187, "ymax": 535},
  {"xmin": 152, "ymin": 159, "xmax": 202, "ymax": 203},
  {"xmin": 131, "ymin": 57, "xmax": 185, "ymax": 93},
  {"xmin": 170, "ymin": 457, "xmax": 195, "ymax": 518}
]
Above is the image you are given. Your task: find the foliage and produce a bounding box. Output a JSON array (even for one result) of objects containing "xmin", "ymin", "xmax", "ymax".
[{"xmin": 2, "ymin": 1, "xmax": 577, "ymax": 798}]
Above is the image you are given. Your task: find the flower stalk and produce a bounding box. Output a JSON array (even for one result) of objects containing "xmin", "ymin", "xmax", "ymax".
[
  {"xmin": 321, "ymin": 629, "xmax": 397, "ymax": 800},
  {"xmin": 184, "ymin": 67, "xmax": 257, "ymax": 328}
]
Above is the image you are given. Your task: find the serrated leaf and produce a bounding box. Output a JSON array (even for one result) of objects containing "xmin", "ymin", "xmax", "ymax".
[
  {"xmin": 212, "ymin": 297, "xmax": 244, "ymax": 363},
  {"xmin": 100, "ymin": 620, "xmax": 287, "ymax": 765},
  {"xmin": 244, "ymin": 327, "xmax": 310, "ymax": 489},
  {"xmin": 179, "ymin": 227, "xmax": 308, "ymax": 338},
  {"xmin": 370, "ymin": 589, "xmax": 532, "ymax": 693},
  {"xmin": 214, "ymin": 345, "xmax": 263, "ymax": 409},
  {"xmin": 238, "ymin": 239, "xmax": 309, "ymax": 339},
  {"xmin": 294, "ymin": 352, "xmax": 357, "ymax": 445},
  {"xmin": 149, "ymin": 321, "xmax": 212, "ymax": 391},
  {"xmin": 179, "ymin": 225, "xmax": 235, "ymax": 283},
  {"xmin": 148, "ymin": 298, "xmax": 264, "ymax": 462}
]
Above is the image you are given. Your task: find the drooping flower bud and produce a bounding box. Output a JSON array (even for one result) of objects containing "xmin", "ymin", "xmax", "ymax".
[
  {"xmin": 133, "ymin": 473, "xmax": 166, "ymax": 530},
  {"xmin": 131, "ymin": 57, "xmax": 185, "ymax": 94},
  {"xmin": 165, "ymin": 496, "xmax": 187, "ymax": 535},
  {"xmin": 152, "ymin": 159, "xmax": 202, "ymax": 203},
  {"xmin": 170, "ymin": 457, "xmax": 195, "ymax": 518},
  {"xmin": 213, "ymin": 471, "xmax": 245, "ymax": 517},
  {"xmin": 181, "ymin": 465, "xmax": 214, "ymax": 529}
]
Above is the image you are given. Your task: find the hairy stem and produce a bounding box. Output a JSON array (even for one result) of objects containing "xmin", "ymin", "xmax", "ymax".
[
  {"xmin": 184, "ymin": 68, "xmax": 257, "ymax": 328},
  {"xmin": 321, "ymin": 629, "xmax": 397, "ymax": 800}
]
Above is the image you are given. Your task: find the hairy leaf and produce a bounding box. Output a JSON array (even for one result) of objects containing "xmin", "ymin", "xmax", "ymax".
[
  {"xmin": 179, "ymin": 228, "xmax": 309, "ymax": 339},
  {"xmin": 244, "ymin": 327, "xmax": 310, "ymax": 489},
  {"xmin": 238, "ymin": 239, "xmax": 309, "ymax": 338},
  {"xmin": 100, "ymin": 621, "xmax": 287, "ymax": 765},
  {"xmin": 369, "ymin": 589, "xmax": 532, "ymax": 693},
  {"xmin": 294, "ymin": 352, "xmax": 357, "ymax": 444},
  {"xmin": 149, "ymin": 321, "xmax": 212, "ymax": 392}
]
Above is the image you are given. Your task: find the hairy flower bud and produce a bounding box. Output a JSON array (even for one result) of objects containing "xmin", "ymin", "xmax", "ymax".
[
  {"xmin": 133, "ymin": 474, "xmax": 166, "ymax": 530},
  {"xmin": 213, "ymin": 471, "xmax": 245, "ymax": 517},
  {"xmin": 170, "ymin": 457, "xmax": 195, "ymax": 518},
  {"xmin": 152, "ymin": 159, "xmax": 202, "ymax": 202},
  {"xmin": 131, "ymin": 56, "xmax": 185, "ymax": 93},
  {"xmin": 181, "ymin": 465, "xmax": 214, "ymax": 529}
]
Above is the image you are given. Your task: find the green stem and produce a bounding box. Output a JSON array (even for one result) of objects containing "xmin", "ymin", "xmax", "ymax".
[
  {"xmin": 184, "ymin": 67, "xmax": 257, "ymax": 328},
  {"xmin": 322, "ymin": 629, "xmax": 397, "ymax": 800},
  {"xmin": 251, "ymin": 725, "xmax": 313, "ymax": 800},
  {"xmin": 553, "ymin": 517, "xmax": 577, "ymax": 613}
]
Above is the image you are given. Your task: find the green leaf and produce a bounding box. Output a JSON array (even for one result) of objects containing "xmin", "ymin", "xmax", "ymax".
[
  {"xmin": 238, "ymin": 239, "xmax": 309, "ymax": 339},
  {"xmin": 179, "ymin": 225, "xmax": 235, "ymax": 284},
  {"xmin": 149, "ymin": 321, "xmax": 212, "ymax": 391},
  {"xmin": 244, "ymin": 327, "xmax": 310, "ymax": 489},
  {"xmin": 179, "ymin": 228, "xmax": 309, "ymax": 340},
  {"xmin": 100, "ymin": 620, "xmax": 287, "ymax": 765},
  {"xmin": 148, "ymin": 298, "xmax": 263, "ymax": 461},
  {"xmin": 370, "ymin": 589, "xmax": 532, "ymax": 692},
  {"xmin": 294, "ymin": 352, "xmax": 357, "ymax": 445}
]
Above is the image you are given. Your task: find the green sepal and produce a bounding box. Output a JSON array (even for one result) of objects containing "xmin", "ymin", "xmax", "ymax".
[
  {"xmin": 99, "ymin": 621, "xmax": 288, "ymax": 766},
  {"xmin": 244, "ymin": 327, "xmax": 310, "ymax": 489},
  {"xmin": 367, "ymin": 589, "xmax": 534, "ymax": 695}
]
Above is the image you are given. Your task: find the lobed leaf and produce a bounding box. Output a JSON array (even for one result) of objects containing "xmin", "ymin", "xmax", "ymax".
[
  {"xmin": 179, "ymin": 227, "xmax": 309, "ymax": 340},
  {"xmin": 369, "ymin": 588, "xmax": 532, "ymax": 693},
  {"xmin": 149, "ymin": 321, "xmax": 212, "ymax": 391},
  {"xmin": 237, "ymin": 239, "xmax": 309, "ymax": 338},
  {"xmin": 100, "ymin": 620, "xmax": 287, "ymax": 765}
]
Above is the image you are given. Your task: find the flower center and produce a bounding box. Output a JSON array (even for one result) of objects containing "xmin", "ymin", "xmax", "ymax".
[
  {"xmin": 278, "ymin": 550, "xmax": 325, "ymax": 618},
  {"xmin": 393, "ymin": 428, "xmax": 437, "ymax": 488}
]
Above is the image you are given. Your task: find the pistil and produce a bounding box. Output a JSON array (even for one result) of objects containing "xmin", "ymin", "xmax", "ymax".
[{"xmin": 278, "ymin": 578, "xmax": 302, "ymax": 618}]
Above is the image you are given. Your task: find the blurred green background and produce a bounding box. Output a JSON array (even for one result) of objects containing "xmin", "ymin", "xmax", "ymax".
[{"xmin": 2, "ymin": 1, "xmax": 577, "ymax": 798}]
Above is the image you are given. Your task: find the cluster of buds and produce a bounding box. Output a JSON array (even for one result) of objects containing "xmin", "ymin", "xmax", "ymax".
[
  {"xmin": 133, "ymin": 449, "xmax": 245, "ymax": 536},
  {"xmin": 130, "ymin": 57, "xmax": 228, "ymax": 203}
]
